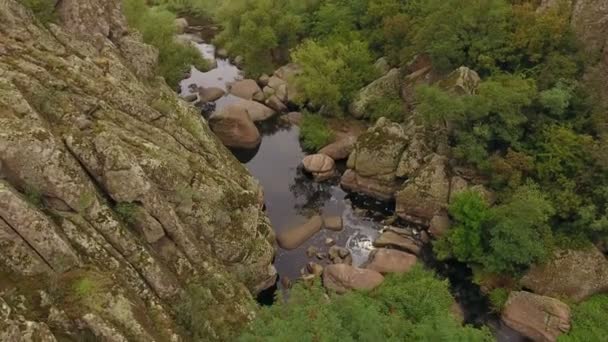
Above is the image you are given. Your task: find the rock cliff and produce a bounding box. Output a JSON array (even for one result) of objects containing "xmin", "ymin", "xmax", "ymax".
[{"xmin": 0, "ymin": 0, "xmax": 275, "ymax": 340}]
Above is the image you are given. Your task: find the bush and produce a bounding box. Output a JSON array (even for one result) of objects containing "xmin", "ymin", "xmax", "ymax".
[
  {"xmin": 436, "ymin": 185, "xmax": 554, "ymax": 275},
  {"xmin": 299, "ymin": 113, "xmax": 334, "ymax": 152},
  {"xmin": 239, "ymin": 265, "xmax": 493, "ymax": 341},
  {"xmin": 365, "ymin": 94, "xmax": 405, "ymax": 122},
  {"xmin": 123, "ymin": 0, "xmax": 208, "ymax": 88},
  {"xmin": 291, "ymin": 38, "xmax": 377, "ymax": 114},
  {"xmin": 488, "ymin": 288, "xmax": 510, "ymax": 312},
  {"xmin": 559, "ymin": 295, "xmax": 608, "ymax": 342}
]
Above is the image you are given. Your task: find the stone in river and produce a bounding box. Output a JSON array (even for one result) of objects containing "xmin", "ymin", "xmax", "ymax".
[
  {"xmin": 265, "ymin": 95, "xmax": 287, "ymax": 112},
  {"xmin": 324, "ymin": 216, "xmax": 343, "ymax": 231},
  {"xmin": 208, "ymin": 104, "xmax": 260, "ymax": 149},
  {"xmin": 229, "ymin": 79, "xmax": 263, "ymax": 101},
  {"xmin": 276, "ymin": 215, "xmax": 323, "ymax": 250},
  {"xmin": 373, "ymin": 227, "xmax": 422, "ymax": 255},
  {"xmin": 365, "ymin": 249, "xmax": 417, "ymax": 274},
  {"xmin": 198, "ymin": 87, "xmax": 225, "ymax": 103},
  {"xmin": 302, "ymin": 154, "xmax": 336, "ymax": 182},
  {"xmin": 323, "ymin": 264, "xmax": 384, "ymax": 294}
]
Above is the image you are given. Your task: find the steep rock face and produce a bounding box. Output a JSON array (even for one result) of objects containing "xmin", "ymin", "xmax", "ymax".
[
  {"xmin": 341, "ymin": 118, "xmax": 407, "ymax": 200},
  {"xmin": 0, "ymin": 1, "xmax": 275, "ymax": 340}
]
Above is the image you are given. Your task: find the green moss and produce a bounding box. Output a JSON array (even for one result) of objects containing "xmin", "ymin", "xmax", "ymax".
[
  {"xmin": 21, "ymin": 0, "xmax": 56, "ymax": 24},
  {"xmin": 23, "ymin": 185, "xmax": 43, "ymax": 208},
  {"xmin": 114, "ymin": 202, "xmax": 139, "ymax": 225}
]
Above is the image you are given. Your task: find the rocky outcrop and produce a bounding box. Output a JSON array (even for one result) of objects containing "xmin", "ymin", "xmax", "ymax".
[
  {"xmin": 341, "ymin": 118, "xmax": 407, "ymax": 200},
  {"xmin": 395, "ymin": 154, "xmax": 450, "ymax": 225},
  {"xmin": 521, "ymin": 247, "xmax": 608, "ymax": 303},
  {"xmin": 0, "ymin": 1, "xmax": 275, "ymax": 340},
  {"xmin": 209, "ymin": 105, "xmax": 261, "ymax": 148},
  {"xmin": 323, "ymin": 264, "xmax": 384, "ymax": 294},
  {"xmin": 502, "ymin": 291, "xmax": 571, "ymax": 342},
  {"xmin": 349, "ymin": 68, "xmax": 401, "ymax": 118}
]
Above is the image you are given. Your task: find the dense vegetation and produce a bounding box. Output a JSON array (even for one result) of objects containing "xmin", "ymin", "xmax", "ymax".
[
  {"xmin": 559, "ymin": 295, "xmax": 608, "ymax": 341},
  {"xmin": 191, "ymin": 0, "xmax": 607, "ymax": 274},
  {"xmin": 239, "ymin": 266, "xmax": 493, "ymax": 341},
  {"xmin": 123, "ymin": 0, "xmax": 208, "ymax": 88}
]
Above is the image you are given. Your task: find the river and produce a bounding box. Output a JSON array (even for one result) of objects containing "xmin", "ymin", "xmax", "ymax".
[{"xmin": 180, "ymin": 39, "xmax": 528, "ymax": 342}]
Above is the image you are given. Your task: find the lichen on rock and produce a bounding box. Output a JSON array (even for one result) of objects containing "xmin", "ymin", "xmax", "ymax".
[{"xmin": 0, "ymin": 0, "xmax": 275, "ymax": 340}]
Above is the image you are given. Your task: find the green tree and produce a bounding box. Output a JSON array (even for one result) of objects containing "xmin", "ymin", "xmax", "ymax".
[
  {"xmin": 292, "ymin": 38, "xmax": 376, "ymax": 114},
  {"xmin": 436, "ymin": 185, "xmax": 554, "ymax": 275},
  {"xmin": 123, "ymin": 0, "xmax": 208, "ymax": 87},
  {"xmin": 215, "ymin": 0, "xmax": 305, "ymax": 75}
]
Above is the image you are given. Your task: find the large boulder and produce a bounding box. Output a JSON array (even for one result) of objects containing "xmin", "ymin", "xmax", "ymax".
[
  {"xmin": 319, "ymin": 136, "xmax": 357, "ymax": 160},
  {"xmin": 229, "ymin": 79, "xmax": 264, "ymax": 101},
  {"xmin": 230, "ymin": 98, "xmax": 276, "ymax": 121},
  {"xmin": 198, "ymin": 86, "xmax": 225, "ymax": 102},
  {"xmin": 373, "ymin": 227, "xmax": 422, "ymax": 255},
  {"xmin": 366, "ymin": 249, "xmax": 417, "ymax": 274},
  {"xmin": 502, "ymin": 291, "xmax": 571, "ymax": 342},
  {"xmin": 350, "ymin": 68, "xmax": 401, "ymax": 118},
  {"xmin": 395, "ymin": 154, "xmax": 450, "ymax": 225},
  {"xmin": 265, "ymin": 95, "xmax": 288, "ymax": 112},
  {"xmin": 302, "ymin": 154, "xmax": 336, "ymax": 182},
  {"xmin": 174, "ymin": 18, "xmax": 188, "ymax": 34},
  {"xmin": 437, "ymin": 66, "xmax": 481, "ymax": 95},
  {"xmin": 341, "ymin": 118, "xmax": 407, "ymax": 200},
  {"xmin": 520, "ymin": 247, "xmax": 608, "ymax": 303},
  {"xmin": 323, "ymin": 264, "xmax": 384, "ymax": 294},
  {"xmin": 276, "ymin": 215, "xmax": 323, "ymax": 250},
  {"xmin": 209, "ymin": 105, "xmax": 261, "ymax": 149}
]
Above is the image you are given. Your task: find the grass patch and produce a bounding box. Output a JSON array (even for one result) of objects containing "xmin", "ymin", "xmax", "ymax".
[
  {"xmin": 23, "ymin": 185, "xmax": 43, "ymax": 208},
  {"xmin": 365, "ymin": 94, "xmax": 405, "ymax": 122},
  {"xmin": 299, "ymin": 113, "xmax": 334, "ymax": 152},
  {"xmin": 21, "ymin": 0, "xmax": 56, "ymax": 24},
  {"xmin": 123, "ymin": 0, "xmax": 208, "ymax": 88},
  {"xmin": 559, "ymin": 294, "xmax": 608, "ymax": 341},
  {"xmin": 114, "ymin": 202, "xmax": 139, "ymax": 225}
]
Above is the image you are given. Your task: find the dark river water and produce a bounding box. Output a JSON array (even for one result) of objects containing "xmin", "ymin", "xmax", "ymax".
[{"xmin": 180, "ymin": 40, "xmax": 527, "ymax": 342}]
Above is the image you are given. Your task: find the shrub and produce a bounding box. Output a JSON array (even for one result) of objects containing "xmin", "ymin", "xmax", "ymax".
[
  {"xmin": 299, "ymin": 113, "xmax": 334, "ymax": 152},
  {"xmin": 22, "ymin": 0, "xmax": 56, "ymax": 24},
  {"xmin": 365, "ymin": 94, "xmax": 405, "ymax": 122},
  {"xmin": 559, "ymin": 295, "xmax": 608, "ymax": 342},
  {"xmin": 123, "ymin": 0, "xmax": 208, "ymax": 88},
  {"xmin": 239, "ymin": 265, "xmax": 493, "ymax": 341},
  {"xmin": 488, "ymin": 288, "xmax": 510, "ymax": 312}
]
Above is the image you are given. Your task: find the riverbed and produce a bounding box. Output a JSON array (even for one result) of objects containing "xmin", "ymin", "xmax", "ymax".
[{"xmin": 180, "ymin": 39, "xmax": 527, "ymax": 342}]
